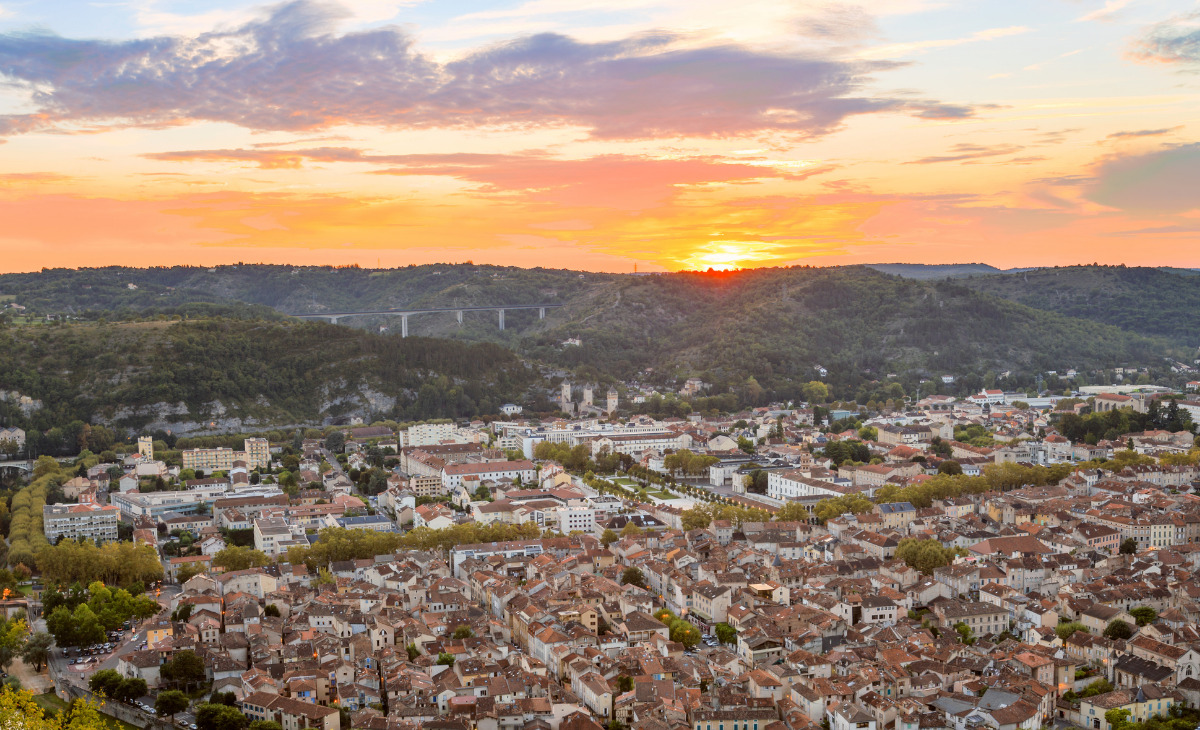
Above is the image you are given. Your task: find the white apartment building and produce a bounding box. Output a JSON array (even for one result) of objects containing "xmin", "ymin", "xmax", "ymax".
[
  {"xmin": 110, "ymin": 484, "xmax": 232, "ymax": 520},
  {"xmin": 557, "ymin": 507, "xmax": 598, "ymax": 534},
  {"xmin": 43, "ymin": 503, "xmax": 120, "ymax": 543},
  {"xmin": 588, "ymin": 431, "xmax": 693, "ymax": 457},
  {"xmin": 254, "ymin": 517, "xmax": 303, "ymax": 557},
  {"xmin": 767, "ymin": 469, "xmax": 849, "ymax": 501},
  {"xmin": 405, "ymin": 422, "xmax": 460, "ymax": 447},
  {"xmin": 441, "ymin": 460, "xmax": 537, "ymax": 490}
]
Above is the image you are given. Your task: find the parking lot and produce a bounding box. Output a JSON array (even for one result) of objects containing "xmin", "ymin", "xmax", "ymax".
[
  {"xmin": 57, "ymin": 622, "xmax": 138, "ymax": 674},
  {"xmin": 133, "ymin": 695, "xmax": 198, "ymax": 729}
]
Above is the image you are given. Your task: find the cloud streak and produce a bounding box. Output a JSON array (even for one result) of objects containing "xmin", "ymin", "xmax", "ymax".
[
  {"xmin": 144, "ymin": 147, "xmax": 835, "ymax": 209},
  {"xmin": 0, "ymin": 0, "xmax": 974, "ymax": 140},
  {"xmin": 1106, "ymin": 127, "xmax": 1181, "ymax": 139},
  {"xmin": 905, "ymin": 143, "xmax": 1023, "ymax": 165}
]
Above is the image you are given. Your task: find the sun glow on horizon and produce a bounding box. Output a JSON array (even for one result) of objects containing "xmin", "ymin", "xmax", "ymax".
[{"xmin": 682, "ymin": 241, "xmax": 783, "ymax": 271}]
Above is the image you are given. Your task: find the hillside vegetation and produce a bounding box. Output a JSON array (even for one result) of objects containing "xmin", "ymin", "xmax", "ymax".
[
  {"xmin": 0, "ymin": 316, "xmax": 537, "ymax": 434},
  {"xmin": 524, "ymin": 267, "xmax": 1178, "ymax": 395},
  {"xmin": 953, "ymin": 265, "xmax": 1200, "ymax": 347},
  {"xmin": 865, "ymin": 263, "xmax": 1017, "ymax": 279},
  {"xmin": 0, "ymin": 265, "xmax": 1187, "ymax": 427}
]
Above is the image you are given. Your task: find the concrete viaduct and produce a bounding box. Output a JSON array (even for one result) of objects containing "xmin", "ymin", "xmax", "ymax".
[
  {"xmin": 0, "ymin": 460, "xmax": 35, "ymax": 474},
  {"xmin": 287, "ymin": 304, "xmax": 563, "ymax": 337}
]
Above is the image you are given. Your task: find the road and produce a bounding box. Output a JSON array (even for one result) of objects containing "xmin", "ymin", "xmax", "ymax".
[{"xmin": 45, "ymin": 589, "xmax": 182, "ymax": 725}]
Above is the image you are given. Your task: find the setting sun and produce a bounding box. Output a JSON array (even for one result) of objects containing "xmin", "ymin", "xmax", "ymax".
[{"xmin": 683, "ymin": 241, "xmax": 781, "ymax": 271}]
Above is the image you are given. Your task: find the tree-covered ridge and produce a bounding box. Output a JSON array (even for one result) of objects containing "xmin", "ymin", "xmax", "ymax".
[
  {"xmin": 0, "ymin": 263, "xmax": 619, "ymax": 317},
  {"xmin": 0, "ymin": 264, "xmax": 1185, "ymax": 412},
  {"xmin": 525, "ymin": 266, "xmax": 1179, "ymax": 394},
  {"xmin": 955, "ymin": 265, "xmax": 1200, "ymax": 346},
  {"xmin": 0, "ymin": 316, "xmax": 537, "ymax": 431}
]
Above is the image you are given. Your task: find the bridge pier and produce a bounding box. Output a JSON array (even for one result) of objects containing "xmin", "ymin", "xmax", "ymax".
[
  {"xmin": 328, "ymin": 316, "xmax": 340, "ymax": 325},
  {"xmin": 457, "ymin": 310, "xmax": 463, "ymax": 327},
  {"xmin": 538, "ymin": 307, "xmax": 545, "ymax": 320},
  {"xmin": 401, "ymin": 315, "xmax": 408, "ymax": 338},
  {"xmin": 498, "ymin": 309, "xmax": 505, "ymax": 331}
]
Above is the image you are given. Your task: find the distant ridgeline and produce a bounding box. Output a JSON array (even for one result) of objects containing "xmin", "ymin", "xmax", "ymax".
[{"xmin": 0, "ymin": 263, "xmax": 1192, "ymax": 437}]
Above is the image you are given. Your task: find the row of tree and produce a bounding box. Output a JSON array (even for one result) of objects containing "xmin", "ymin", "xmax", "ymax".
[
  {"xmin": 283, "ymin": 523, "xmax": 544, "ymax": 569},
  {"xmin": 35, "ymin": 540, "xmax": 164, "ymax": 588}
]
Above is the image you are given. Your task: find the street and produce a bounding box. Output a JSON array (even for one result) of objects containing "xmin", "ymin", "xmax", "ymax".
[{"xmin": 43, "ymin": 586, "xmax": 185, "ymax": 726}]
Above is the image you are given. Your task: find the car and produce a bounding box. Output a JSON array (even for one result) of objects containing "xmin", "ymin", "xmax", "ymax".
[
  {"xmin": 69, "ymin": 659, "xmax": 76, "ymax": 665},
  {"xmin": 190, "ymin": 725, "xmax": 197, "ymax": 729}
]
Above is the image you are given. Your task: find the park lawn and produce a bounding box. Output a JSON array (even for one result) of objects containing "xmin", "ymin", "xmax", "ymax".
[{"xmin": 34, "ymin": 692, "xmax": 141, "ymax": 730}]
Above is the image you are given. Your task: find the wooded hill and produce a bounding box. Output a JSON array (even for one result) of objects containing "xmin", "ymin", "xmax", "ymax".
[
  {"xmin": 0, "ymin": 317, "xmax": 537, "ymax": 434},
  {"xmin": 0, "ymin": 264, "xmax": 1189, "ymax": 429},
  {"xmin": 951, "ymin": 265, "xmax": 1200, "ymax": 347}
]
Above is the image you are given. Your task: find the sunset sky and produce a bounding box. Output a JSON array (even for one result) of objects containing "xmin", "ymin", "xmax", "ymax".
[{"xmin": 1, "ymin": 0, "xmax": 1198, "ymax": 272}]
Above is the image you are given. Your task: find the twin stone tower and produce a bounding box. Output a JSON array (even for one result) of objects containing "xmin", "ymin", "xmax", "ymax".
[{"xmin": 559, "ymin": 382, "xmax": 617, "ymax": 416}]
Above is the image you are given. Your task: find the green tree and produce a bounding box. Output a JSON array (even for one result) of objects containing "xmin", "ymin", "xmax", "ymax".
[
  {"xmin": 680, "ymin": 508, "xmax": 712, "ymax": 531},
  {"xmin": 436, "ymin": 652, "xmax": 455, "ymax": 666},
  {"xmin": 802, "ymin": 381, "xmax": 830, "ymax": 404},
  {"xmin": 1079, "ymin": 678, "xmax": 1113, "ymax": 698},
  {"xmin": 600, "ymin": 529, "xmax": 619, "ymax": 547},
  {"xmin": 894, "ymin": 538, "xmax": 958, "ymax": 575},
  {"xmin": 620, "ymin": 567, "xmax": 646, "ymax": 588},
  {"xmin": 1104, "ymin": 619, "xmax": 1133, "ymax": 640},
  {"xmin": 88, "ymin": 669, "xmax": 122, "ymax": 698},
  {"xmin": 1055, "ymin": 621, "xmax": 1089, "ymax": 641},
  {"xmin": 669, "ymin": 619, "xmax": 701, "ymax": 648},
  {"xmin": 954, "ymin": 621, "xmax": 976, "ymax": 645},
  {"xmin": 248, "ymin": 722, "xmax": 283, "ymax": 730},
  {"xmin": 451, "ymin": 625, "xmax": 474, "ymax": 639},
  {"xmin": 1105, "ymin": 709, "xmax": 1132, "ymax": 730},
  {"xmin": 155, "ymin": 690, "xmax": 190, "ymax": 722},
  {"xmin": 775, "ymin": 502, "xmax": 809, "ymax": 522},
  {"xmin": 18, "ymin": 632, "xmax": 52, "ymax": 672},
  {"xmin": 113, "ymin": 678, "xmax": 147, "ymax": 703},
  {"xmin": 195, "ymin": 703, "xmax": 249, "ymax": 730},
  {"xmin": 938, "ymin": 460, "xmax": 963, "ymax": 476},
  {"xmin": 812, "ymin": 494, "xmax": 873, "ymax": 523},
  {"xmin": 212, "ymin": 546, "xmax": 271, "ymax": 572},
  {"xmin": 1120, "ymin": 538, "xmax": 1138, "ymax": 555},
  {"xmin": 1129, "ymin": 606, "xmax": 1157, "ymax": 627},
  {"xmin": 714, "ymin": 623, "xmax": 737, "ymax": 645},
  {"xmin": 161, "ymin": 649, "xmax": 206, "ymax": 691},
  {"xmin": 324, "ymin": 431, "xmax": 345, "ymax": 453},
  {"xmin": 177, "ymin": 562, "xmax": 207, "ymax": 583}
]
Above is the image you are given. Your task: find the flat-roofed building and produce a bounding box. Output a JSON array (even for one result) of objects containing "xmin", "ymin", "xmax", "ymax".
[{"xmin": 43, "ymin": 503, "xmax": 119, "ymax": 543}]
